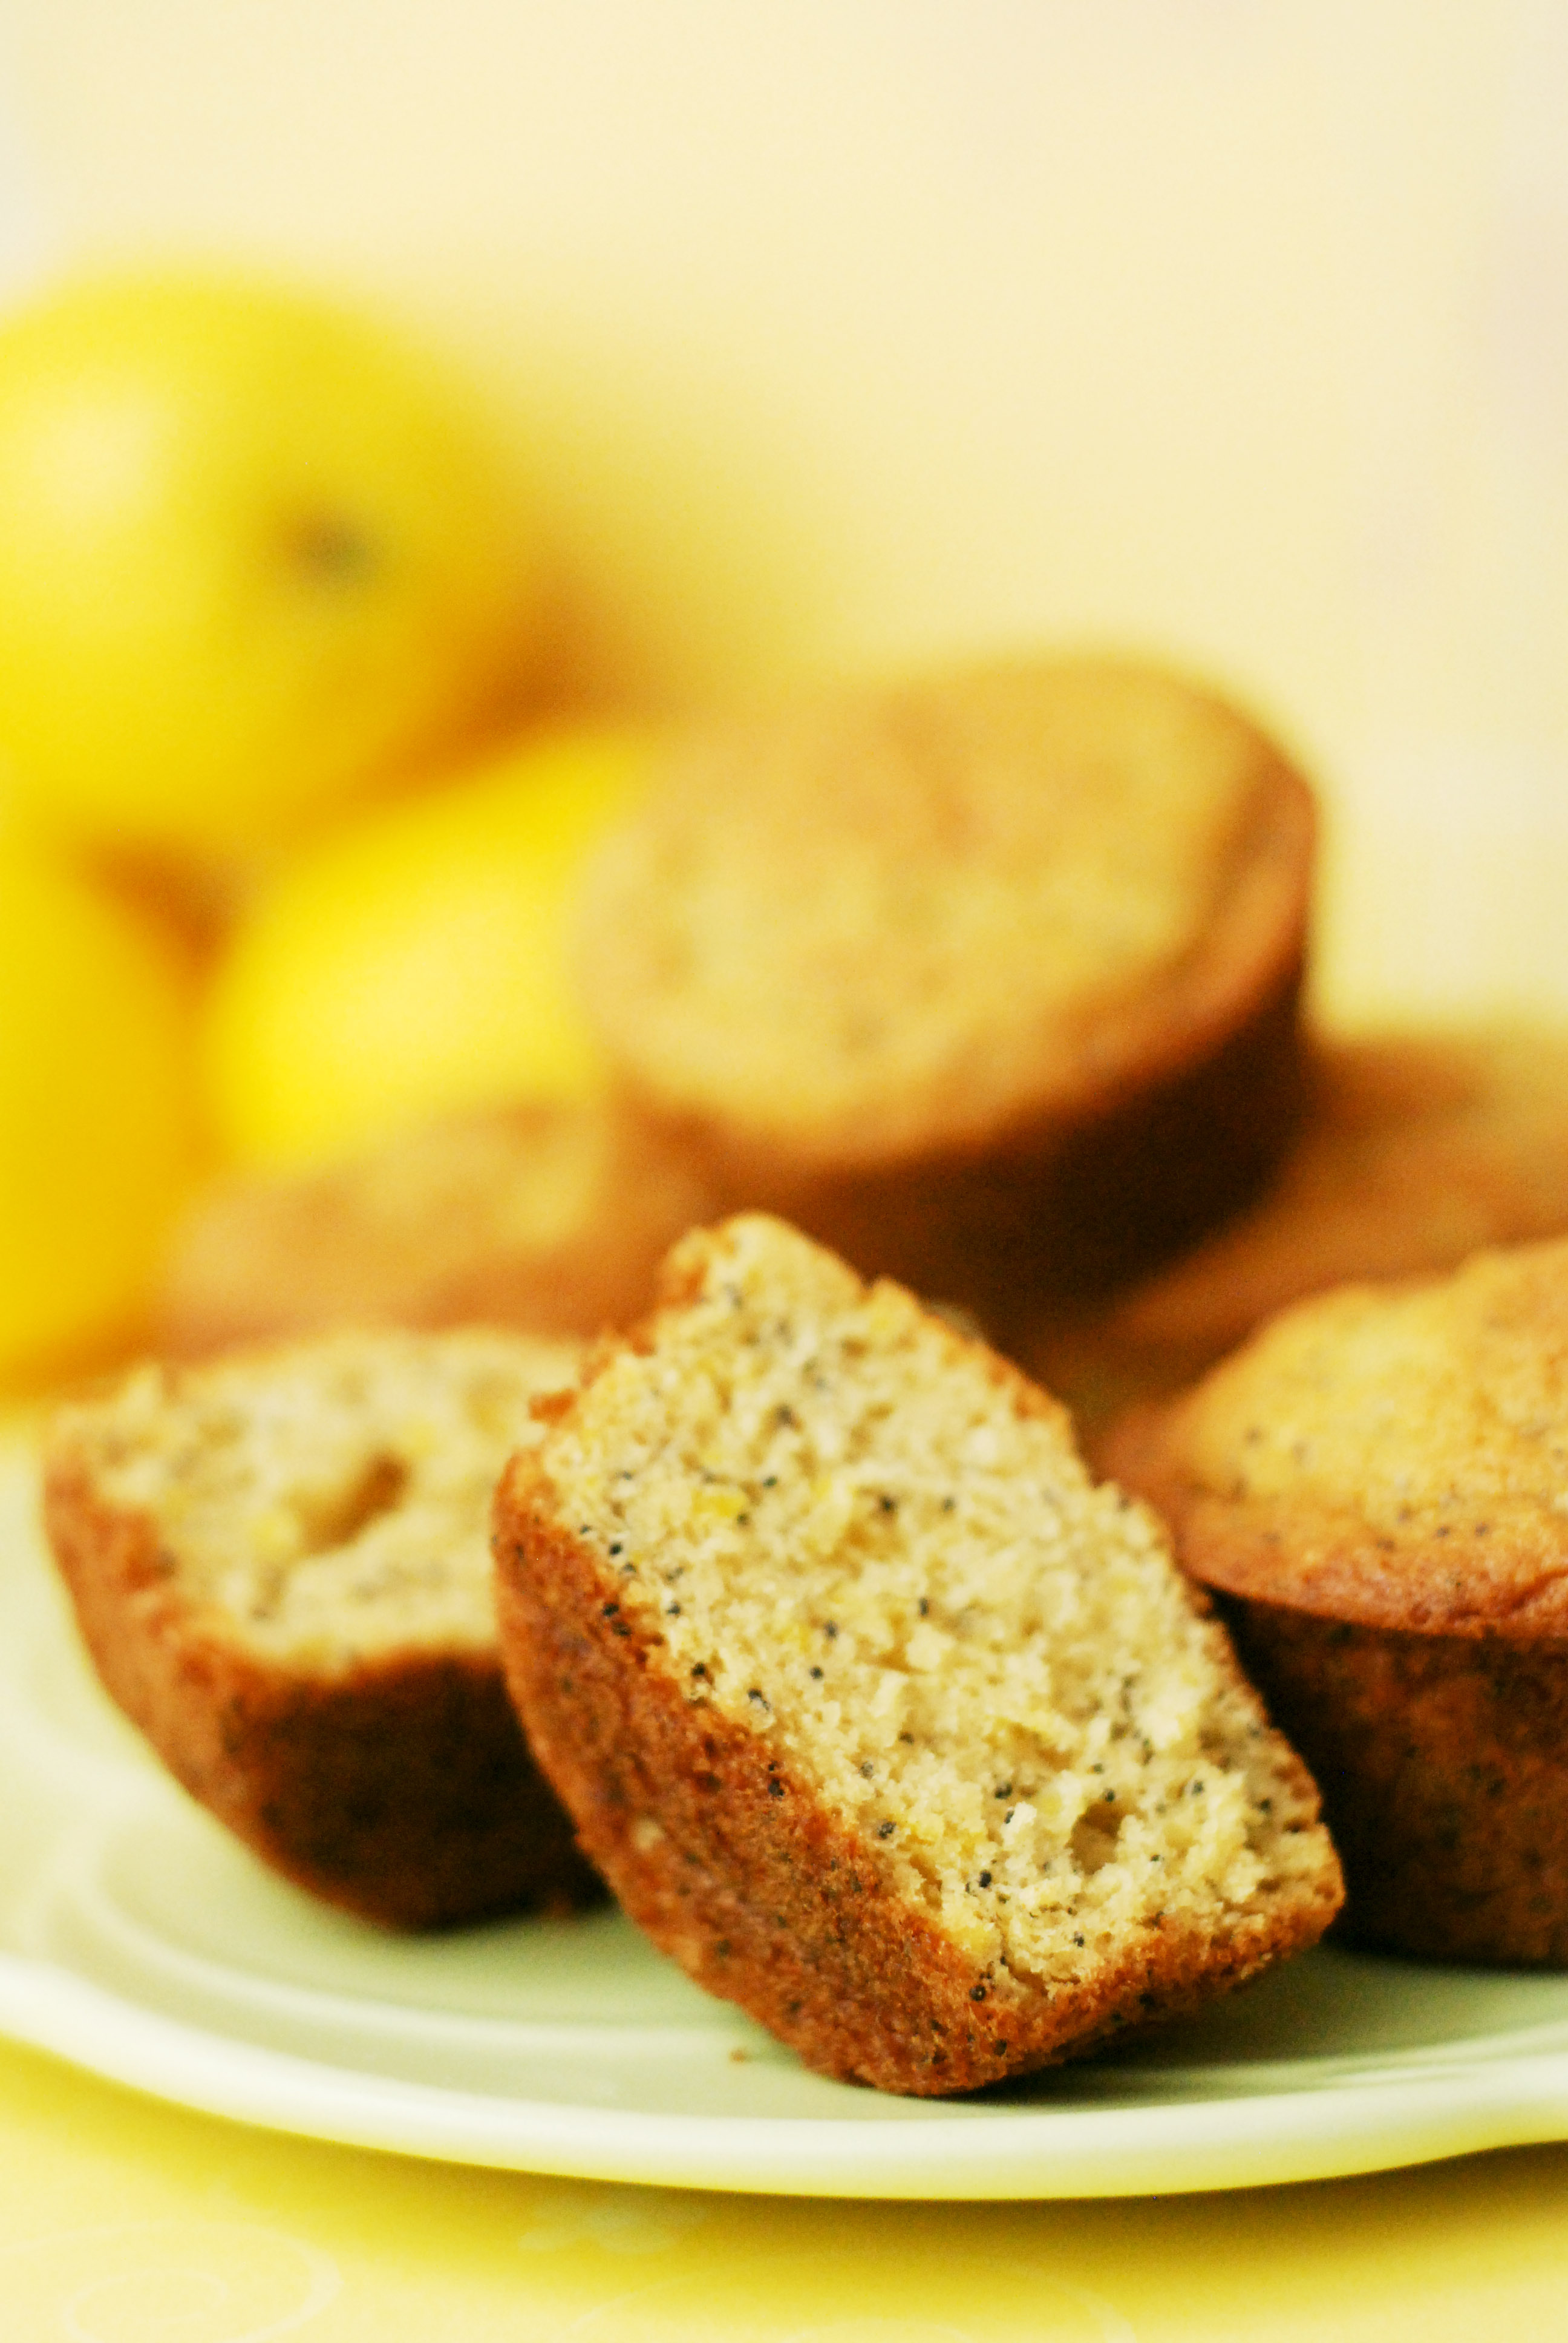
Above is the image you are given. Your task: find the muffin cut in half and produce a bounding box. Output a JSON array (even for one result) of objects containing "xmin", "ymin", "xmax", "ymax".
[
  {"xmin": 1103, "ymin": 1238, "xmax": 1568, "ymax": 1964},
  {"xmin": 1029, "ymin": 1023, "xmax": 1568, "ymax": 1440},
  {"xmin": 157, "ymin": 1097, "xmax": 716, "ymax": 1357},
  {"xmin": 576, "ymin": 655, "xmax": 1316, "ymax": 1332},
  {"xmin": 493, "ymin": 1214, "xmax": 1341, "ymax": 2095},
  {"xmin": 45, "ymin": 1327, "xmax": 598, "ymax": 1928}
]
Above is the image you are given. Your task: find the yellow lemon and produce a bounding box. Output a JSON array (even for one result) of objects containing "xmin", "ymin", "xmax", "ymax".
[
  {"xmin": 204, "ymin": 725, "xmax": 656, "ymax": 1168},
  {"xmin": 0, "ymin": 824, "xmax": 196, "ymax": 1382},
  {"xmin": 0, "ymin": 270, "xmax": 543, "ymax": 862}
]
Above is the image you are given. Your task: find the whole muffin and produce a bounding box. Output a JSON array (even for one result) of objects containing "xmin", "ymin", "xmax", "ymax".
[
  {"xmin": 575, "ymin": 655, "xmax": 1316, "ymax": 1334},
  {"xmin": 1103, "ymin": 1238, "xmax": 1568, "ymax": 1964},
  {"xmin": 1029, "ymin": 1022, "xmax": 1568, "ymax": 1438},
  {"xmin": 156, "ymin": 1098, "xmax": 716, "ymax": 1355}
]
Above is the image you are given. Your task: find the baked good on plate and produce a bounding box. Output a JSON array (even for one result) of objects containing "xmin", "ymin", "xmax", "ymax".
[
  {"xmin": 1030, "ymin": 1023, "xmax": 1568, "ymax": 1437},
  {"xmin": 1103, "ymin": 1238, "xmax": 1568, "ymax": 1963},
  {"xmin": 574, "ymin": 654, "xmax": 1316, "ymax": 1334},
  {"xmin": 492, "ymin": 1213, "xmax": 1342, "ymax": 2095},
  {"xmin": 156, "ymin": 1098, "xmax": 715, "ymax": 1355},
  {"xmin": 44, "ymin": 1326, "xmax": 598, "ymax": 1928}
]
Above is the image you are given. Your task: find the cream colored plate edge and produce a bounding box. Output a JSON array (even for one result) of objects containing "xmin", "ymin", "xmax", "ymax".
[{"xmin": 7, "ymin": 1433, "xmax": 1568, "ymax": 2200}]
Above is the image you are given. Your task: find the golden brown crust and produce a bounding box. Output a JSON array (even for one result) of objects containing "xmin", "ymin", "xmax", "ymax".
[
  {"xmin": 1100, "ymin": 1242, "xmax": 1568, "ymax": 1640},
  {"xmin": 1217, "ymin": 1599, "xmax": 1568, "ymax": 1965},
  {"xmin": 45, "ymin": 1455, "xmax": 599, "ymax": 1930},
  {"xmin": 492, "ymin": 1441, "xmax": 1338, "ymax": 2099},
  {"xmin": 1030, "ymin": 1026, "xmax": 1568, "ymax": 1427},
  {"xmin": 155, "ymin": 1098, "xmax": 716, "ymax": 1357},
  {"xmin": 580, "ymin": 658, "xmax": 1315, "ymax": 1328},
  {"xmin": 1102, "ymin": 1244, "xmax": 1568, "ymax": 1965},
  {"xmin": 1099, "ymin": 1405, "xmax": 1568, "ymax": 1641}
]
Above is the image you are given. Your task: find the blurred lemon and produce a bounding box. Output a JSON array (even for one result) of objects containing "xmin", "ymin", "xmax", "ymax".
[
  {"xmin": 0, "ymin": 271, "xmax": 544, "ymax": 862},
  {"xmin": 0, "ymin": 824, "xmax": 195, "ymax": 1380},
  {"xmin": 204, "ymin": 725, "xmax": 656, "ymax": 1167}
]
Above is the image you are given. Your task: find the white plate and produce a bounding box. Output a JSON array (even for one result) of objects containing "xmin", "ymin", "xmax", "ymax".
[{"xmin": 7, "ymin": 1437, "xmax": 1568, "ymax": 2201}]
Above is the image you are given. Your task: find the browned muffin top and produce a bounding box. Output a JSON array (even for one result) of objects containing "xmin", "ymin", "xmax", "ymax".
[
  {"xmin": 577, "ymin": 655, "xmax": 1313, "ymax": 1170},
  {"xmin": 1104, "ymin": 1237, "xmax": 1568, "ymax": 1638},
  {"xmin": 156, "ymin": 1098, "xmax": 714, "ymax": 1355}
]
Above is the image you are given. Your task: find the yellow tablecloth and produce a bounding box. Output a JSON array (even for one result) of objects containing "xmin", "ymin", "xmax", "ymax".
[{"xmin": 2, "ymin": 2036, "xmax": 1566, "ymax": 2341}]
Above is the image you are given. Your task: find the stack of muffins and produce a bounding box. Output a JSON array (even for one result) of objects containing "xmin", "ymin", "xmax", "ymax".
[{"xmin": 42, "ymin": 647, "xmax": 1568, "ymax": 2100}]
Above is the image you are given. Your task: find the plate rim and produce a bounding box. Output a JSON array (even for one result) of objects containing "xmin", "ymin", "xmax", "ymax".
[{"xmin": 5, "ymin": 1947, "xmax": 1568, "ymax": 2200}]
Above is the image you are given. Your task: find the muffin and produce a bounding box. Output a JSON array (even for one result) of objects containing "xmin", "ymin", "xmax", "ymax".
[
  {"xmin": 575, "ymin": 655, "xmax": 1316, "ymax": 1334},
  {"xmin": 492, "ymin": 1213, "xmax": 1342, "ymax": 2095},
  {"xmin": 44, "ymin": 1326, "xmax": 599, "ymax": 1928},
  {"xmin": 1103, "ymin": 1239, "xmax": 1568, "ymax": 1963},
  {"xmin": 156, "ymin": 1097, "xmax": 716, "ymax": 1355},
  {"xmin": 1029, "ymin": 1023, "xmax": 1568, "ymax": 1437}
]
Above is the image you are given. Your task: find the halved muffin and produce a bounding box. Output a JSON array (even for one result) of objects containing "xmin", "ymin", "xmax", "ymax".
[
  {"xmin": 45, "ymin": 1327, "xmax": 598, "ymax": 1928},
  {"xmin": 494, "ymin": 1214, "xmax": 1341, "ymax": 2094}
]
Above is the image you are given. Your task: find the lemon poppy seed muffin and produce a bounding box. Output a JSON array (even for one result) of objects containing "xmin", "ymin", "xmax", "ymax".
[
  {"xmin": 157, "ymin": 1098, "xmax": 716, "ymax": 1357},
  {"xmin": 45, "ymin": 1326, "xmax": 598, "ymax": 1928},
  {"xmin": 1104, "ymin": 1238, "xmax": 1568, "ymax": 1963},
  {"xmin": 492, "ymin": 1214, "xmax": 1341, "ymax": 2095},
  {"xmin": 1030, "ymin": 1023, "xmax": 1568, "ymax": 1439},
  {"xmin": 575, "ymin": 656, "xmax": 1316, "ymax": 1331}
]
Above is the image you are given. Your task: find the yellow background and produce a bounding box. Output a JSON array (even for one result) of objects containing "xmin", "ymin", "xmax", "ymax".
[
  {"xmin": 2, "ymin": 8, "xmax": 1567, "ymax": 2332},
  {"xmin": 6, "ymin": 1, "xmax": 1568, "ymax": 1022},
  {"xmin": 2, "ymin": 2037, "xmax": 1568, "ymax": 2339}
]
